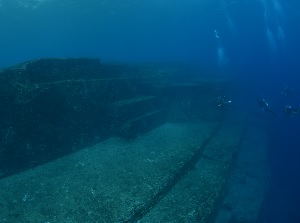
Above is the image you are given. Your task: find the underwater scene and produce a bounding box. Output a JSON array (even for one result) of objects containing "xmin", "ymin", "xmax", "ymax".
[{"xmin": 0, "ymin": 0, "xmax": 300, "ymax": 222}]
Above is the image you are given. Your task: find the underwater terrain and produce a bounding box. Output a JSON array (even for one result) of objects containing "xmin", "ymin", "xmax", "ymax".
[{"xmin": 0, "ymin": 0, "xmax": 300, "ymax": 222}]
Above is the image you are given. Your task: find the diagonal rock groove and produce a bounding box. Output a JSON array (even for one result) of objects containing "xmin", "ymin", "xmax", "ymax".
[
  {"xmin": 203, "ymin": 122, "xmax": 249, "ymax": 223},
  {"xmin": 119, "ymin": 121, "xmax": 224, "ymax": 223}
]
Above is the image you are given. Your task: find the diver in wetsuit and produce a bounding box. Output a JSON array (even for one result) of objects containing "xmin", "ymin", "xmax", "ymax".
[
  {"xmin": 282, "ymin": 105, "xmax": 300, "ymax": 117},
  {"xmin": 257, "ymin": 98, "xmax": 275, "ymax": 117},
  {"xmin": 217, "ymin": 95, "xmax": 232, "ymax": 109}
]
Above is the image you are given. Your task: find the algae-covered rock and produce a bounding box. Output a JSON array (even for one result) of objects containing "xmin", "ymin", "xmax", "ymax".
[
  {"xmin": 0, "ymin": 58, "xmax": 228, "ymax": 183},
  {"xmin": 0, "ymin": 58, "xmax": 167, "ymax": 178}
]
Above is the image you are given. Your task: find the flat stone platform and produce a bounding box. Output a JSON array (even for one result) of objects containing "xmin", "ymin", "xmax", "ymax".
[
  {"xmin": 140, "ymin": 113, "xmax": 246, "ymax": 223},
  {"xmin": 0, "ymin": 111, "xmax": 247, "ymax": 223},
  {"xmin": 0, "ymin": 121, "xmax": 217, "ymax": 222}
]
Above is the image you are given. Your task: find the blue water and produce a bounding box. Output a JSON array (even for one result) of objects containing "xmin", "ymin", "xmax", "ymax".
[{"xmin": 1, "ymin": 0, "xmax": 300, "ymax": 222}]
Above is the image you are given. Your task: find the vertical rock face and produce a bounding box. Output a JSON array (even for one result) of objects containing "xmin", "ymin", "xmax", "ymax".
[{"xmin": 0, "ymin": 58, "xmax": 227, "ymax": 178}]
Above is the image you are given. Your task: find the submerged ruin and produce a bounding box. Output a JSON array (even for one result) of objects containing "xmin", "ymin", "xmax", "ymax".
[{"xmin": 0, "ymin": 58, "xmax": 269, "ymax": 222}]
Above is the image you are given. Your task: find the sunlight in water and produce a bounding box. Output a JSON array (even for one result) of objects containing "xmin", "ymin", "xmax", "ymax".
[
  {"xmin": 277, "ymin": 25, "xmax": 285, "ymax": 43},
  {"xmin": 266, "ymin": 28, "xmax": 277, "ymax": 53},
  {"xmin": 226, "ymin": 14, "xmax": 237, "ymax": 36},
  {"xmin": 218, "ymin": 0, "xmax": 238, "ymax": 37},
  {"xmin": 217, "ymin": 46, "xmax": 226, "ymax": 66},
  {"xmin": 277, "ymin": 25, "xmax": 286, "ymax": 53},
  {"xmin": 262, "ymin": 0, "xmax": 286, "ymax": 56},
  {"xmin": 215, "ymin": 29, "xmax": 228, "ymax": 66},
  {"xmin": 273, "ymin": 0, "xmax": 284, "ymax": 18}
]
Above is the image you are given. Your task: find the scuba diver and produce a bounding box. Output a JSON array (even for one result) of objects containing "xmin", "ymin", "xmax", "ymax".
[
  {"xmin": 282, "ymin": 105, "xmax": 300, "ymax": 117},
  {"xmin": 217, "ymin": 95, "xmax": 232, "ymax": 109},
  {"xmin": 257, "ymin": 98, "xmax": 275, "ymax": 117}
]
